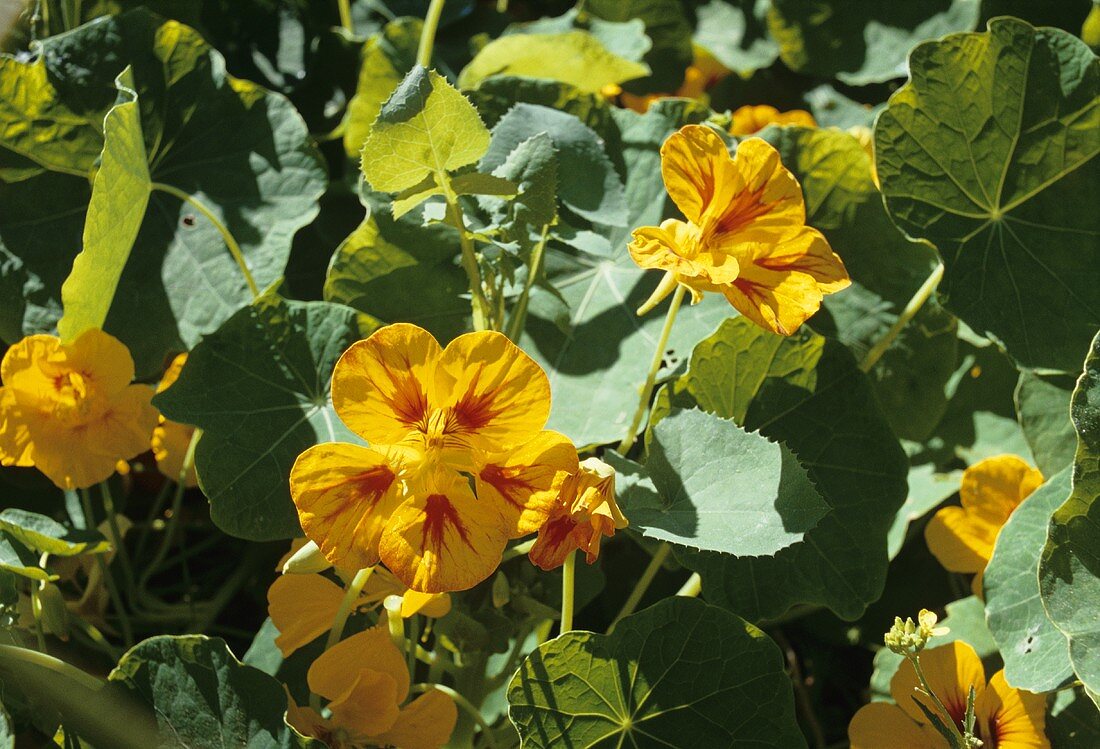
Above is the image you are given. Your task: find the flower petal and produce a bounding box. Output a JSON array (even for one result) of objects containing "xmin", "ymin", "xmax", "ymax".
[
  {"xmin": 380, "ymin": 471, "xmax": 509, "ymax": 593},
  {"xmin": 711, "ymin": 137, "xmax": 807, "ymax": 233},
  {"xmin": 529, "ymin": 508, "xmax": 577, "ymax": 571},
  {"xmin": 477, "ymin": 430, "xmax": 579, "ymax": 537},
  {"xmin": 434, "ymin": 331, "xmax": 551, "ymax": 453},
  {"xmin": 976, "ymin": 670, "xmax": 1049, "ymax": 749},
  {"xmin": 848, "ymin": 702, "xmax": 936, "ymax": 749},
  {"xmin": 891, "ymin": 641, "xmax": 986, "ymax": 729},
  {"xmin": 731, "ymin": 105, "xmax": 817, "ymax": 136},
  {"xmin": 152, "ymin": 419, "xmax": 197, "ymax": 487},
  {"xmin": 63, "ymin": 328, "xmax": 138, "ymax": 397},
  {"xmin": 291, "ymin": 443, "xmax": 404, "ymax": 571},
  {"xmin": 660, "ymin": 124, "xmax": 740, "ymax": 225},
  {"xmin": 0, "ymin": 334, "xmax": 64, "ymax": 401},
  {"xmin": 284, "ymin": 688, "xmax": 331, "ymax": 742},
  {"xmin": 309, "ymin": 623, "xmax": 410, "ymax": 704},
  {"xmin": 369, "ymin": 689, "xmax": 458, "ymax": 749},
  {"xmin": 327, "ymin": 669, "xmax": 401, "ymax": 738},
  {"xmin": 925, "ymin": 506, "xmax": 992, "ymax": 575},
  {"xmin": 332, "ymin": 323, "xmax": 442, "ymax": 444},
  {"xmin": 267, "ymin": 573, "xmax": 347, "ymax": 657}
]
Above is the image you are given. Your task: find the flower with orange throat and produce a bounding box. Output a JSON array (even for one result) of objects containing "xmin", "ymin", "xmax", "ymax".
[
  {"xmin": 627, "ymin": 125, "xmax": 850, "ymax": 335},
  {"xmin": 290, "ymin": 323, "xmax": 578, "ymax": 594},
  {"xmin": 730, "ymin": 104, "xmax": 817, "ymax": 136},
  {"xmin": 287, "ymin": 624, "xmax": 457, "ymax": 749},
  {"xmin": 925, "ymin": 455, "xmax": 1042, "ymax": 595},
  {"xmin": 0, "ymin": 329, "xmax": 158, "ymax": 489},
  {"xmin": 849, "ymin": 641, "xmax": 1048, "ymax": 748},
  {"xmin": 529, "ymin": 457, "xmax": 627, "ymax": 570},
  {"xmin": 151, "ymin": 353, "xmax": 198, "ymax": 487},
  {"xmin": 267, "ymin": 566, "xmax": 451, "ymax": 657}
]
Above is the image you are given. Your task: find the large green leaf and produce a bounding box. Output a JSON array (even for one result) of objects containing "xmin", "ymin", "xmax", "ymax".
[
  {"xmin": 985, "ymin": 467, "xmax": 1075, "ymax": 692},
  {"xmin": 0, "ymin": 10, "xmax": 326, "ymax": 374},
  {"xmin": 360, "ymin": 66, "xmax": 490, "ymax": 194},
  {"xmin": 767, "ymin": 0, "xmax": 980, "ymax": 85},
  {"xmin": 693, "ymin": 0, "xmax": 778, "ymax": 74},
  {"xmin": 1016, "ymin": 371, "xmax": 1078, "ymax": 477},
  {"xmin": 619, "ymin": 408, "xmax": 827, "ymax": 554},
  {"xmin": 664, "ymin": 317, "xmax": 908, "ymax": 620},
  {"xmin": 57, "ymin": 69, "xmax": 148, "ymax": 343},
  {"xmin": 1040, "ymin": 330, "xmax": 1100, "ymax": 707},
  {"xmin": 153, "ymin": 294, "xmax": 370, "ymax": 541},
  {"xmin": 1048, "ymin": 687, "xmax": 1100, "ymax": 748},
  {"xmin": 110, "ymin": 635, "xmax": 321, "ymax": 748},
  {"xmin": 342, "ymin": 18, "xmax": 419, "ymax": 158},
  {"xmin": 458, "ymin": 31, "xmax": 648, "ymax": 94},
  {"xmin": 0, "ymin": 509, "xmax": 109, "ymax": 557},
  {"xmin": 507, "ymin": 597, "xmax": 805, "ymax": 748},
  {"xmin": 875, "ymin": 18, "xmax": 1100, "ymax": 371}
]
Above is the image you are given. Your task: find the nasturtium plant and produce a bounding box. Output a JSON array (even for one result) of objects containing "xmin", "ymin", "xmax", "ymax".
[{"xmin": 1, "ymin": 3, "xmax": 1098, "ymax": 747}]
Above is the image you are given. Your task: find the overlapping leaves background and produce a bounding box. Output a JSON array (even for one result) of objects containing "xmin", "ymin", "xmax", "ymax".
[{"xmin": 0, "ymin": 0, "xmax": 1098, "ymax": 746}]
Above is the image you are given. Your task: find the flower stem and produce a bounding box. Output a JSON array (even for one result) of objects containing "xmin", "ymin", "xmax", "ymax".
[
  {"xmin": 559, "ymin": 550, "xmax": 576, "ymax": 633},
  {"xmin": 908, "ymin": 653, "xmax": 967, "ymax": 745},
  {"xmin": 501, "ymin": 538, "xmax": 535, "ymax": 562},
  {"xmin": 0, "ymin": 644, "xmax": 104, "ymax": 693},
  {"xmin": 860, "ymin": 261, "xmax": 944, "ymax": 372},
  {"xmin": 29, "ymin": 585, "xmax": 47, "ymax": 651},
  {"xmin": 150, "ymin": 182, "xmax": 259, "ymax": 300},
  {"xmin": 443, "ymin": 192, "xmax": 492, "ymax": 331},
  {"xmin": 324, "ymin": 567, "xmax": 373, "ymax": 652},
  {"xmin": 413, "ymin": 683, "xmax": 500, "ymax": 749},
  {"xmin": 80, "ymin": 489, "xmax": 134, "ymax": 648},
  {"xmin": 608, "ymin": 542, "xmax": 670, "ymax": 632},
  {"xmin": 617, "ymin": 284, "xmax": 686, "ymax": 454},
  {"xmin": 676, "ymin": 572, "xmax": 702, "ymax": 597},
  {"xmin": 505, "ymin": 224, "xmax": 551, "ymax": 342},
  {"xmin": 100, "ymin": 481, "xmax": 134, "ymax": 596},
  {"xmin": 416, "ymin": 0, "xmax": 446, "ymax": 68},
  {"xmin": 336, "ymin": 0, "xmax": 352, "ymax": 32}
]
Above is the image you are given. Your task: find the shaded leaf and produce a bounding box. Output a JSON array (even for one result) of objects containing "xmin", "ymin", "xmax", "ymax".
[
  {"xmin": 343, "ymin": 17, "xmax": 420, "ymax": 158},
  {"xmin": 588, "ymin": 0, "xmax": 694, "ymax": 92},
  {"xmin": 693, "ymin": 0, "xmax": 779, "ymax": 74},
  {"xmin": 0, "ymin": 509, "xmax": 109, "ymax": 557},
  {"xmin": 1048, "ymin": 687, "xmax": 1100, "ymax": 748},
  {"xmin": 1016, "ymin": 371, "xmax": 1078, "ymax": 477},
  {"xmin": 0, "ymin": 532, "xmax": 54, "ymax": 581}
]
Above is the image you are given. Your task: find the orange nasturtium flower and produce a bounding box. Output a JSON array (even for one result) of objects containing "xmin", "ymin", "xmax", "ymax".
[
  {"xmin": 0, "ymin": 329, "xmax": 158, "ymax": 489},
  {"xmin": 530, "ymin": 457, "xmax": 627, "ymax": 570},
  {"xmin": 849, "ymin": 641, "xmax": 1048, "ymax": 749},
  {"xmin": 267, "ymin": 567, "xmax": 451, "ymax": 657},
  {"xmin": 290, "ymin": 323, "xmax": 578, "ymax": 594},
  {"xmin": 628, "ymin": 124, "xmax": 850, "ymax": 334},
  {"xmin": 287, "ymin": 624, "xmax": 457, "ymax": 749},
  {"xmin": 925, "ymin": 455, "xmax": 1043, "ymax": 595},
  {"xmin": 729, "ymin": 104, "xmax": 817, "ymax": 136},
  {"xmin": 151, "ymin": 353, "xmax": 197, "ymax": 487}
]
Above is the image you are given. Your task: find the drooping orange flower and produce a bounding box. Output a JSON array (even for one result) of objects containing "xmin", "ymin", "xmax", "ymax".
[
  {"xmin": 628, "ymin": 124, "xmax": 849, "ymax": 334},
  {"xmin": 0, "ymin": 329, "xmax": 158, "ymax": 489},
  {"xmin": 267, "ymin": 567, "xmax": 451, "ymax": 657},
  {"xmin": 286, "ymin": 624, "xmax": 457, "ymax": 749},
  {"xmin": 849, "ymin": 641, "xmax": 1048, "ymax": 748},
  {"xmin": 730, "ymin": 104, "xmax": 817, "ymax": 135},
  {"xmin": 925, "ymin": 455, "xmax": 1043, "ymax": 596},
  {"xmin": 529, "ymin": 457, "xmax": 627, "ymax": 570},
  {"xmin": 617, "ymin": 45, "xmax": 731, "ymax": 113},
  {"xmin": 151, "ymin": 353, "xmax": 197, "ymax": 487},
  {"xmin": 290, "ymin": 323, "xmax": 577, "ymax": 594}
]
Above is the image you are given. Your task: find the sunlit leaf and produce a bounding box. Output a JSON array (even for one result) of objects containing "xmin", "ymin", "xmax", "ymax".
[
  {"xmin": 343, "ymin": 18, "xmax": 420, "ymax": 158},
  {"xmin": 0, "ymin": 509, "xmax": 109, "ymax": 557},
  {"xmin": 0, "ymin": 532, "xmax": 55, "ymax": 581}
]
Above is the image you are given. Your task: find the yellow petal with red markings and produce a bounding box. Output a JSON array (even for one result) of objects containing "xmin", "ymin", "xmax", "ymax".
[
  {"xmin": 308, "ymin": 623, "xmax": 410, "ymax": 703},
  {"xmin": 848, "ymin": 702, "xmax": 937, "ymax": 749},
  {"xmin": 380, "ymin": 471, "xmax": 510, "ymax": 593},
  {"xmin": 433, "ymin": 331, "xmax": 551, "ymax": 453},
  {"xmin": 476, "ymin": 430, "xmax": 579, "ymax": 536},
  {"xmin": 891, "ymin": 641, "xmax": 985, "ymax": 729},
  {"xmin": 290, "ymin": 443, "xmax": 404, "ymax": 571},
  {"xmin": 660, "ymin": 124, "xmax": 739, "ymax": 226},
  {"xmin": 267, "ymin": 573, "xmax": 347, "ymax": 657},
  {"xmin": 331, "ymin": 323, "xmax": 441, "ymax": 443},
  {"xmin": 708, "ymin": 137, "xmax": 807, "ymax": 233},
  {"xmin": 369, "ymin": 689, "xmax": 458, "ymax": 749},
  {"xmin": 529, "ymin": 508, "xmax": 578, "ymax": 571},
  {"xmin": 976, "ymin": 671, "xmax": 1049, "ymax": 749}
]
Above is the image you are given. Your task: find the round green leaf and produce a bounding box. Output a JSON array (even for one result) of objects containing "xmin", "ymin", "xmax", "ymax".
[
  {"xmin": 507, "ymin": 597, "xmax": 806, "ymax": 748},
  {"xmin": 1015, "ymin": 371, "xmax": 1078, "ymax": 478},
  {"xmin": 342, "ymin": 18, "xmax": 420, "ymax": 158},
  {"xmin": 693, "ymin": 0, "xmax": 779, "ymax": 74},
  {"xmin": 875, "ymin": 18, "xmax": 1100, "ymax": 371},
  {"xmin": 0, "ymin": 509, "xmax": 109, "ymax": 557}
]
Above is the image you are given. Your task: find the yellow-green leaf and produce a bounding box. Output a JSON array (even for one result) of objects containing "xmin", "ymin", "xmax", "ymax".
[
  {"xmin": 57, "ymin": 68, "xmax": 150, "ymax": 342},
  {"xmin": 342, "ymin": 18, "xmax": 420, "ymax": 159}
]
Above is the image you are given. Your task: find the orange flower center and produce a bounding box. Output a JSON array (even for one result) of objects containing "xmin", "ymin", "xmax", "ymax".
[{"xmin": 48, "ymin": 369, "xmax": 103, "ymax": 426}]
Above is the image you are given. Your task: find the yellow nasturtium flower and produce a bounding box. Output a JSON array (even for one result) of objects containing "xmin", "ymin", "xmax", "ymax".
[
  {"xmin": 290, "ymin": 323, "xmax": 577, "ymax": 594},
  {"xmin": 530, "ymin": 457, "xmax": 627, "ymax": 570},
  {"xmin": 730, "ymin": 104, "xmax": 817, "ymax": 136},
  {"xmin": 0, "ymin": 329, "xmax": 158, "ymax": 489},
  {"xmin": 267, "ymin": 567, "xmax": 451, "ymax": 657},
  {"xmin": 287, "ymin": 624, "xmax": 457, "ymax": 749},
  {"xmin": 849, "ymin": 642, "xmax": 1048, "ymax": 749},
  {"xmin": 151, "ymin": 353, "xmax": 198, "ymax": 487},
  {"xmin": 628, "ymin": 124, "xmax": 850, "ymax": 334},
  {"xmin": 925, "ymin": 455, "xmax": 1043, "ymax": 595}
]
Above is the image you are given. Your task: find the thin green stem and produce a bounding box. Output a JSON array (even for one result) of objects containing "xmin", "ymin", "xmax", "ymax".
[
  {"xmin": 416, "ymin": 0, "xmax": 446, "ymax": 67},
  {"xmin": 336, "ymin": 0, "xmax": 353, "ymax": 32},
  {"xmin": 80, "ymin": 489, "xmax": 133, "ymax": 648},
  {"xmin": 860, "ymin": 262, "xmax": 944, "ymax": 372},
  {"xmin": 0, "ymin": 644, "xmax": 104, "ymax": 693},
  {"xmin": 506, "ymin": 224, "xmax": 551, "ymax": 341},
  {"xmin": 617, "ymin": 285, "xmax": 686, "ymax": 454},
  {"xmin": 908, "ymin": 653, "xmax": 966, "ymax": 744},
  {"xmin": 29, "ymin": 586, "xmax": 47, "ymax": 651},
  {"xmin": 560, "ymin": 550, "xmax": 576, "ymax": 633},
  {"xmin": 608, "ymin": 542, "xmax": 670, "ymax": 632},
  {"xmin": 501, "ymin": 538, "xmax": 535, "ymax": 562},
  {"xmin": 677, "ymin": 572, "xmax": 701, "ymax": 598},
  {"xmin": 136, "ymin": 430, "xmax": 199, "ymax": 606},
  {"xmin": 99, "ymin": 482, "xmax": 134, "ymax": 596},
  {"xmin": 411, "ymin": 683, "xmax": 500, "ymax": 749},
  {"xmin": 443, "ymin": 193, "xmax": 492, "ymax": 331},
  {"xmin": 150, "ymin": 182, "xmax": 259, "ymax": 299},
  {"xmin": 133, "ymin": 477, "xmax": 173, "ymax": 564}
]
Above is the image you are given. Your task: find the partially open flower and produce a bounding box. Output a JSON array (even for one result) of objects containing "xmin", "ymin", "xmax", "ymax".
[
  {"xmin": 730, "ymin": 104, "xmax": 817, "ymax": 136},
  {"xmin": 151, "ymin": 353, "xmax": 198, "ymax": 487},
  {"xmin": 628, "ymin": 125, "xmax": 849, "ymax": 334},
  {"xmin": 529, "ymin": 457, "xmax": 627, "ymax": 570},
  {"xmin": 286, "ymin": 624, "xmax": 456, "ymax": 749},
  {"xmin": 0, "ymin": 329, "xmax": 158, "ymax": 489}
]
